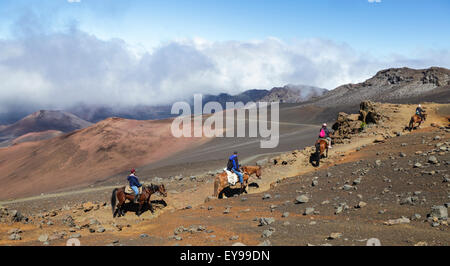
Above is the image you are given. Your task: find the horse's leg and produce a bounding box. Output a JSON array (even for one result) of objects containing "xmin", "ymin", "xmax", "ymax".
[
  {"xmin": 218, "ymin": 182, "xmax": 225, "ymax": 199},
  {"xmin": 116, "ymin": 192, "xmax": 126, "ymax": 217},
  {"xmin": 116, "ymin": 204, "xmax": 122, "ymax": 217},
  {"xmin": 137, "ymin": 202, "xmax": 142, "ymax": 216},
  {"xmin": 239, "ymin": 183, "xmax": 245, "ymax": 195},
  {"xmin": 146, "ymin": 195, "xmax": 154, "ymax": 213},
  {"xmin": 136, "ymin": 194, "xmax": 144, "ymax": 216},
  {"xmin": 214, "ymin": 176, "xmax": 219, "ymax": 197},
  {"xmin": 217, "ymin": 175, "xmax": 226, "ymax": 199},
  {"xmin": 149, "ymin": 202, "xmax": 154, "ymax": 213}
]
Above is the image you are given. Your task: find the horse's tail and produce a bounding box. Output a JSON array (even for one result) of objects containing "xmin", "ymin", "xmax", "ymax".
[
  {"xmin": 213, "ymin": 176, "xmax": 219, "ymax": 197},
  {"xmin": 409, "ymin": 116, "xmax": 414, "ymax": 131},
  {"xmin": 111, "ymin": 188, "xmax": 117, "ymax": 215}
]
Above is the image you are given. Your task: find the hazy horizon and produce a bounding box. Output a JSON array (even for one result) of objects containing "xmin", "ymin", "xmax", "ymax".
[{"xmin": 0, "ymin": 0, "xmax": 449, "ymax": 116}]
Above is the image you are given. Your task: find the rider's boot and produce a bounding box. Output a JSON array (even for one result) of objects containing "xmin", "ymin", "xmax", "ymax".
[{"xmin": 134, "ymin": 193, "xmax": 140, "ymax": 203}]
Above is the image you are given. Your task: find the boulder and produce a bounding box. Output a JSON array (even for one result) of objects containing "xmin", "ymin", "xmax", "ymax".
[
  {"xmin": 295, "ymin": 195, "xmax": 309, "ymax": 204},
  {"xmin": 429, "ymin": 206, "xmax": 448, "ymax": 220}
]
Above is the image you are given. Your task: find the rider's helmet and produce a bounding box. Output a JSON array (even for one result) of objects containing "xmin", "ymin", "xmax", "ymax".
[
  {"xmin": 322, "ymin": 123, "xmax": 327, "ymax": 127},
  {"xmin": 233, "ymin": 151, "xmax": 238, "ymax": 155},
  {"xmin": 130, "ymin": 168, "xmax": 136, "ymax": 174},
  {"xmin": 418, "ymin": 104, "xmax": 421, "ymax": 108}
]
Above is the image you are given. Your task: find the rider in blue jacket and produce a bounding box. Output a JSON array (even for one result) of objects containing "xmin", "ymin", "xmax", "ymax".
[
  {"xmin": 127, "ymin": 168, "xmax": 142, "ymax": 203},
  {"xmin": 227, "ymin": 151, "xmax": 243, "ymax": 184}
]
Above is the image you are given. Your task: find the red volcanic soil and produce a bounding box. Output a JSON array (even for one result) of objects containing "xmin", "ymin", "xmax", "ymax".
[
  {"xmin": 0, "ymin": 117, "xmax": 210, "ymax": 200},
  {"xmin": 11, "ymin": 130, "xmax": 64, "ymax": 145}
]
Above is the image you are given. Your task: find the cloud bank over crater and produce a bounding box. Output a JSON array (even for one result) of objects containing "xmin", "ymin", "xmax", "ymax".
[{"xmin": 0, "ymin": 22, "xmax": 449, "ymax": 116}]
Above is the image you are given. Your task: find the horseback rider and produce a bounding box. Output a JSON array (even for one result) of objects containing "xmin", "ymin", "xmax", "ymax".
[
  {"xmin": 319, "ymin": 123, "xmax": 332, "ymax": 148},
  {"xmin": 415, "ymin": 104, "xmax": 426, "ymax": 122},
  {"xmin": 227, "ymin": 151, "xmax": 243, "ymax": 185},
  {"xmin": 127, "ymin": 168, "xmax": 142, "ymax": 203}
]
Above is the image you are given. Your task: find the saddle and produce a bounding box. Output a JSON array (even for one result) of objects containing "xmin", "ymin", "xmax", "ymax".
[
  {"xmin": 318, "ymin": 138, "xmax": 329, "ymax": 145},
  {"xmin": 125, "ymin": 185, "xmax": 142, "ymax": 194},
  {"xmin": 224, "ymin": 168, "xmax": 238, "ymax": 186}
]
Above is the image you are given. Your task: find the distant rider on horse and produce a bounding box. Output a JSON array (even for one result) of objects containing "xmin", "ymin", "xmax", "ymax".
[
  {"xmin": 227, "ymin": 151, "xmax": 243, "ymax": 185},
  {"xmin": 319, "ymin": 123, "xmax": 332, "ymax": 148},
  {"xmin": 416, "ymin": 104, "xmax": 426, "ymax": 122},
  {"xmin": 127, "ymin": 168, "xmax": 142, "ymax": 203}
]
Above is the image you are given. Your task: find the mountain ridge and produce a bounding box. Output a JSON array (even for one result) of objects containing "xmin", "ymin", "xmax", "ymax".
[{"xmin": 311, "ymin": 66, "xmax": 450, "ymax": 106}]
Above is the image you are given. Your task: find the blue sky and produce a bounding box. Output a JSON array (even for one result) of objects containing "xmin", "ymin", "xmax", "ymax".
[
  {"xmin": 0, "ymin": 0, "xmax": 449, "ymax": 112},
  {"xmin": 1, "ymin": 0, "xmax": 449, "ymax": 54}
]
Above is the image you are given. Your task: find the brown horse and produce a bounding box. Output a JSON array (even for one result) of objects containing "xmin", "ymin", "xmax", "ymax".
[
  {"xmin": 241, "ymin": 165, "xmax": 262, "ymax": 179},
  {"xmin": 313, "ymin": 139, "xmax": 328, "ymax": 167},
  {"xmin": 213, "ymin": 166, "xmax": 260, "ymax": 198},
  {"xmin": 111, "ymin": 184, "xmax": 167, "ymax": 218},
  {"xmin": 409, "ymin": 113, "xmax": 427, "ymax": 131}
]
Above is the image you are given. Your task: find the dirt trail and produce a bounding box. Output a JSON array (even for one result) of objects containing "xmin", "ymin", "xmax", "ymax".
[{"xmin": 1, "ymin": 102, "xmax": 449, "ymax": 246}]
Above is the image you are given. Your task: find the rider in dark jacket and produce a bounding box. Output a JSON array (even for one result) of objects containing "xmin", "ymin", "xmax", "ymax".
[
  {"xmin": 127, "ymin": 168, "xmax": 142, "ymax": 203},
  {"xmin": 416, "ymin": 104, "xmax": 425, "ymax": 120},
  {"xmin": 227, "ymin": 151, "xmax": 243, "ymax": 184}
]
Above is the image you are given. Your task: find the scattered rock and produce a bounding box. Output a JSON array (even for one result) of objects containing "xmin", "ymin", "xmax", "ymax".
[
  {"xmin": 429, "ymin": 206, "xmax": 448, "ymax": 220},
  {"xmin": 343, "ymin": 184, "xmax": 353, "ymax": 191},
  {"xmin": 356, "ymin": 201, "xmax": 367, "ymax": 208},
  {"xmin": 70, "ymin": 233, "xmax": 81, "ymax": 238},
  {"xmin": 328, "ymin": 232, "xmax": 342, "ymax": 240},
  {"xmin": 82, "ymin": 202, "xmax": 95, "ymax": 212},
  {"xmin": 261, "ymin": 228, "xmax": 275, "ymax": 238},
  {"xmin": 9, "ymin": 233, "xmax": 21, "ymax": 241},
  {"xmin": 428, "ymin": 156, "xmax": 438, "ymax": 164},
  {"xmin": 38, "ymin": 234, "xmax": 49, "ymax": 242},
  {"xmin": 262, "ymin": 194, "xmax": 272, "ymax": 200},
  {"xmin": 385, "ymin": 217, "xmax": 410, "ymax": 225},
  {"xmin": 411, "ymin": 214, "xmax": 422, "ymax": 221},
  {"xmin": 413, "ymin": 163, "xmax": 423, "ymax": 168},
  {"xmin": 258, "ymin": 217, "xmax": 275, "ymax": 226},
  {"xmin": 229, "ymin": 235, "xmax": 239, "ymax": 241},
  {"xmin": 62, "ymin": 215, "xmax": 76, "ymax": 227},
  {"xmin": 295, "ymin": 195, "xmax": 309, "ymax": 204},
  {"xmin": 303, "ymin": 208, "xmax": 315, "ymax": 215}
]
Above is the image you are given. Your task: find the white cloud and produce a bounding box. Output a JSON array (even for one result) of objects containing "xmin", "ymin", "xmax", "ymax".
[
  {"xmin": 0, "ymin": 24, "xmax": 448, "ymax": 115},
  {"xmin": 368, "ymin": 0, "xmax": 382, "ymax": 3},
  {"xmin": 67, "ymin": 0, "xmax": 81, "ymax": 3}
]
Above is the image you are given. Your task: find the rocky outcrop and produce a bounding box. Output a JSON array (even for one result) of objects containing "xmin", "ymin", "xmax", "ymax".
[
  {"xmin": 312, "ymin": 67, "xmax": 450, "ymax": 107},
  {"xmin": 332, "ymin": 101, "xmax": 384, "ymax": 142},
  {"xmin": 359, "ymin": 101, "xmax": 383, "ymax": 124},
  {"xmin": 331, "ymin": 112, "xmax": 362, "ymax": 138}
]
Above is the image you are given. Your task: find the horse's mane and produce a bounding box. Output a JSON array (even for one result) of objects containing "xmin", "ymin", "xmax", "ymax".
[{"xmin": 146, "ymin": 183, "xmax": 159, "ymax": 192}]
